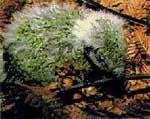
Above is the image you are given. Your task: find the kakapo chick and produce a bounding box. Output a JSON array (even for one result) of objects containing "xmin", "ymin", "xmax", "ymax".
[{"xmin": 2, "ymin": 2, "xmax": 126, "ymax": 85}]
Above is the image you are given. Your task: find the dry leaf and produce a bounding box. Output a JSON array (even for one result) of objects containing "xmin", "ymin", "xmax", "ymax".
[
  {"xmin": 2, "ymin": 103, "xmax": 15, "ymax": 111},
  {"xmin": 73, "ymin": 93, "xmax": 82, "ymax": 99}
]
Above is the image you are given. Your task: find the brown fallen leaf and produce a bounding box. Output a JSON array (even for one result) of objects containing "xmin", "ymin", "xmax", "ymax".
[
  {"xmin": 73, "ymin": 93, "xmax": 82, "ymax": 99},
  {"xmin": 2, "ymin": 102, "xmax": 15, "ymax": 112}
]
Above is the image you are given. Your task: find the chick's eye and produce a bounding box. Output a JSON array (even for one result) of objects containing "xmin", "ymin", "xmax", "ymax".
[{"xmin": 94, "ymin": 48, "xmax": 105, "ymax": 62}]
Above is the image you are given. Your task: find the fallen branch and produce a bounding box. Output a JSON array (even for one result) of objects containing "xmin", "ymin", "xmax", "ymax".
[{"xmin": 76, "ymin": 0, "xmax": 148, "ymax": 26}]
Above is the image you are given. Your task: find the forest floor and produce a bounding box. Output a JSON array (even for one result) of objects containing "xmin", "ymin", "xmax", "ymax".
[{"xmin": 0, "ymin": 0, "xmax": 150, "ymax": 118}]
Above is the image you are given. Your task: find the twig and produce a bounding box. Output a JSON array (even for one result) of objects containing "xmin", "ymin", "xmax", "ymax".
[
  {"xmin": 56, "ymin": 74, "xmax": 150, "ymax": 93},
  {"xmin": 126, "ymin": 74, "xmax": 150, "ymax": 80},
  {"xmin": 77, "ymin": 0, "xmax": 148, "ymax": 26}
]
